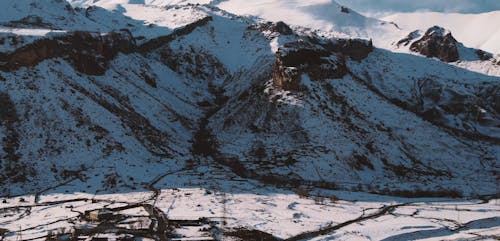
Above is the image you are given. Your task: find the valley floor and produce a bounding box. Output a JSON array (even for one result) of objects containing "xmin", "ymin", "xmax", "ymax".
[{"xmin": 1, "ymin": 183, "xmax": 498, "ymax": 241}]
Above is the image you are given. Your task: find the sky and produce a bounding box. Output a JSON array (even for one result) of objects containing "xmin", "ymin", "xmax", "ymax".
[{"xmin": 335, "ymin": 0, "xmax": 500, "ymax": 17}]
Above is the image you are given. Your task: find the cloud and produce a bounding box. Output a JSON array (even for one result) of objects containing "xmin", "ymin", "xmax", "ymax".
[{"xmin": 335, "ymin": 0, "xmax": 500, "ymax": 16}]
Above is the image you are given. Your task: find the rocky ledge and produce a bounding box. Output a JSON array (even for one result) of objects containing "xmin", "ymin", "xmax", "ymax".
[
  {"xmin": 416, "ymin": 78, "xmax": 500, "ymax": 142},
  {"xmin": 407, "ymin": 26, "xmax": 495, "ymax": 63},
  {"xmin": 0, "ymin": 30, "xmax": 135, "ymax": 75},
  {"xmin": 410, "ymin": 26, "xmax": 459, "ymax": 62},
  {"xmin": 0, "ymin": 15, "xmax": 214, "ymax": 75},
  {"xmin": 273, "ymin": 37, "xmax": 372, "ymax": 91}
]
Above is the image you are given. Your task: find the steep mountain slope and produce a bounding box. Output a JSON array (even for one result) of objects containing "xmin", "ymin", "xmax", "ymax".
[
  {"xmin": 208, "ymin": 34, "xmax": 499, "ymax": 196},
  {"xmin": 1, "ymin": 0, "xmax": 498, "ymax": 198}
]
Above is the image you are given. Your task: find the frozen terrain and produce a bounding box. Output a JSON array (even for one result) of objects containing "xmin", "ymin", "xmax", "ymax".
[
  {"xmin": 0, "ymin": 0, "xmax": 499, "ymax": 240},
  {"xmin": 1, "ymin": 185, "xmax": 499, "ymax": 241}
]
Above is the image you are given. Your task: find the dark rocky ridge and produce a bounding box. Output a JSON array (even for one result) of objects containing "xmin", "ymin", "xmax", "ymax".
[
  {"xmin": 0, "ymin": 30, "xmax": 136, "ymax": 75},
  {"xmin": 273, "ymin": 37, "xmax": 373, "ymax": 91},
  {"xmin": 248, "ymin": 21, "xmax": 294, "ymax": 35},
  {"xmin": 410, "ymin": 26, "xmax": 459, "ymax": 62},
  {"xmin": 403, "ymin": 26, "xmax": 495, "ymax": 63},
  {"xmin": 396, "ymin": 30, "xmax": 420, "ymax": 47},
  {"xmin": 415, "ymin": 78, "xmax": 500, "ymax": 142},
  {"xmin": 476, "ymin": 49, "xmax": 493, "ymax": 61},
  {"xmin": 0, "ymin": 16, "xmax": 214, "ymax": 75},
  {"xmin": 1, "ymin": 15, "xmax": 55, "ymax": 28}
]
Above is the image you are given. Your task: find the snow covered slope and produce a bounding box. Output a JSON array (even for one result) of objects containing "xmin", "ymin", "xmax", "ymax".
[
  {"xmin": 69, "ymin": 0, "xmax": 212, "ymax": 8},
  {"xmin": 69, "ymin": 0, "xmax": 397, "ymax": 40},
  {"xmin": 68, "ymin": 0, "xmax": 500, "ymax": 60},
  {"xmin": 216, "ymin": 0, "xmax": 389, "ymax": 36},
  {"xmin": 2, "ymin": 0, "xmax": 497, "ymax": 196},
  {"xmin": 383, "ymin": 11, "xmax": 500, "ymax": 55}
]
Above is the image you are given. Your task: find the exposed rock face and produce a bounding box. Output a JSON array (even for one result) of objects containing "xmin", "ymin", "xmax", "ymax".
[
  {"xmin": 68, "ymin": 30, "xmax": 136, "ymax": 74},
  {"xmin": 1, "ymin": 15, "xmax": 54, "ymax": 28},
  {"xmin": 273, "ymin": 38, "xmax": 372, "ymax": 91},
  {"xmin": 475, "ymin": 49, "xmax": 492, "ymax": 61},
  {"xmin": 0, "ymin": 30, "xmax": 136, "ymax": 75},
  {"xmin": 273, "ymin": 42, "xmax": 347, "ymax": 91},
  {"xmin": 415, "ymin": 78, "xmax": 500, "ymax": 141},
  {"xmin": 0, "ymin": 15, "xmax": 213, "ymax": 76},
  {"xmin": 396, "ymin": 30, "xmax": 420, "ymax": 47},
  {"xmin": 248, "ymin": 21, "xmax": 294, "ymax": 35},
  {"xmin": 273, "ymin": 55, "xmax": 302, "ymax": 91},
  {"xmin": 332, "ymin": 38, "xmax": 373, "ymax": 61},
  {"xmin": 272, "ymin": 21, "xmax": 294, "ymax": 35},
  {"xmin": 410, "ymin": 26, "xmax": 459, "ymax": 62}
]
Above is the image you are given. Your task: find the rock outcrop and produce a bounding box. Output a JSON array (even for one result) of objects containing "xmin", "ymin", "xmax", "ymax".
[
  {"xmin": 0, "ymin": 30, "xmax": 136, "ymax": 75},
  {"xmin": 416, "ymin": 78, "xmax": 500, "ymax": 141},
  {"xmin": 0, "ymin": 15, "xmax": 214, "ymax": 75},
  {"xmin": 331, "ymin": 38, "xmax": 373, "ymax": 61},
  {"xmin": 273, "ymin": 37, "xmax": 372, "ymax": 91},
  {"xmin": 475, "ymin": 49, "xmax": 493, "ymax": 61},
  {"xmin": 273, "ymin": 41, "xmax": 347, "ymax": 91},
  {"xmin": 271, "ymin": 21, "xmax": 294, "ymax": 35},
  {"xmin": 396, "ymin": 30, "xmax": 420, "ymax": 47},
  {"xmin": 410, "ymin": 26, "xmax": 459, "ymax": 62},
  {"xmin": 248, "ymin": 21, "xmax": 294, "ymax": 35},
  {"xmin": 1, "ymin": 15, "xmax": 54, "ymax": 28}
]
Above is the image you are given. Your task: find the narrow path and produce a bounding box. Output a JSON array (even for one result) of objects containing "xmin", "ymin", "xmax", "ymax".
[
  {"xmin": 34, "ymin": 177, "xmax": 80, "ymax": 203},
  {"xmin": 285, "ymin": 203, "xmax": 408, "ymax": 241}
]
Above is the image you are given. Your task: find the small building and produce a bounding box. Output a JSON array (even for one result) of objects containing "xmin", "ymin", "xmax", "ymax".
[{"xmin": 85, "ymin": 209, "xmax": 114, "ymax": 221}]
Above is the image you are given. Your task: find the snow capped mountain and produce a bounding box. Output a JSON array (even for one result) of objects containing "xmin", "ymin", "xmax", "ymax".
[
  {"xmin": 383, "ymin": 11, "xmax": 500, "ymax": 55},
  {"xmin": 69, "ymin": 0, "xmax": 212, "ymax": 7},
  {"xmin": 216, "ymin": 0, "xmax": 386, "ymax": 35},
  {"xmin": 0, "ymin": 0, "xmax": 499, "ymax": 240},
  {"xmin": 68, "ymin": 0, "xmax": 396, "ymax": 39}
]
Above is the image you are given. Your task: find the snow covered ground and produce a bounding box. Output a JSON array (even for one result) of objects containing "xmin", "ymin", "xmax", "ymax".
[{"xmin": 1, "ymin": 186, "xmax": 499, "ymax": 240}]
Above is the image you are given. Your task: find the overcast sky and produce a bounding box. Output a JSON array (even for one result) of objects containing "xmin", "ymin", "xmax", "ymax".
[{"xmin": 335, "ymin": 0, "xmax": 500, "ymax": 17}]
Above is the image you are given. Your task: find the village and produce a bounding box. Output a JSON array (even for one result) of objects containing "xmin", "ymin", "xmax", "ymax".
[{"xmin": 0, "ymin": 191, "xmax": 224, "ymax": 241}]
